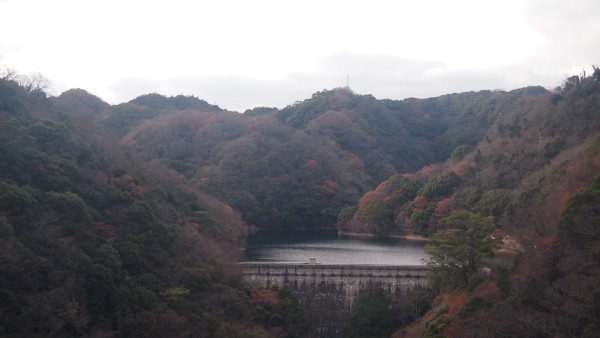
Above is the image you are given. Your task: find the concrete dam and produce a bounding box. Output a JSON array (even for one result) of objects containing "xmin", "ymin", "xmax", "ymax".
[
  {"xmin": 238, "ymin": 262, "xmax": 429, "ymax": 298},
  {"xmin": 238, "ymin": 262, "xmax": 430, "ymax": 337}
]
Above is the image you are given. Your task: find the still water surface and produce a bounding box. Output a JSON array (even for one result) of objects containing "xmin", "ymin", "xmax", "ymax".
[{"xmin": 243, "ymin": 230, "xmax": 429, "ymax": 265}]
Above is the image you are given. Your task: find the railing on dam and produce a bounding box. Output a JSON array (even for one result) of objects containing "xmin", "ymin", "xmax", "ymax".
[
  {"xmin": 236, "ymin": 262, "xmax": 429, "ymax": 297},
  {"xmin": 237, "ymin": 262, "xmax": 429, "ymax": 278}
]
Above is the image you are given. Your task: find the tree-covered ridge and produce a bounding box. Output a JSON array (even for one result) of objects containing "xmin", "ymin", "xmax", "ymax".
[
  {"xmin": 0, "ymin": 79, "xmax": 304, "ymax": 337},
  {"xmin": 129, "ymin": 93, "xmax": 222, "ymax": 112},
  {"xmin": 337, "ymin": 74, "xmax": 599, "ymax": 238},
  {"xmin": 106, "ymin": 86, "xmax": 550, "ymax": 230},
  {"xmin": 2, "ymin": 64, "xmax": 599, "ymax": 337},
  {"xmin": 340, "ymin": 71, "xmax": 600, "ymax": 336}
]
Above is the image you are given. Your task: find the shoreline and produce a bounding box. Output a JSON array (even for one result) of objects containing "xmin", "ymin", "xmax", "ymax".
[
  {"xmin": 246, "ymin": 227, "xmax": 430, "ymax": 242},
  {"xmin": 337, "ymin": 230, "xmax": 429, "ymax": 242}
]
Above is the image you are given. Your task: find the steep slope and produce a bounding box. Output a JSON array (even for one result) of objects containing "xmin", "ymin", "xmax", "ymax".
[
  {"xmin": 338, "ymin": 73, "xmax": 600, "ymax": 336},
  {"xmin": 0, "ymin": 80, "xmax": 304, "ymax": 337},
  {"xmin": 3, "ymin": 66, "xmax": 599, "ymax": 336},
  {"xmin": 338, "ymin": 76, "xmax": 599, "ymax": 239},
  {"xmin": 106, "ymin": 87, "xmax": 546, "ymax": 230}
]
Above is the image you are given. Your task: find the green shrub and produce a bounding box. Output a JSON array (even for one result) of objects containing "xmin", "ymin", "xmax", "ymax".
[
  {"xmin": 360, "ymin": 198, "xmax": 394, "ymax": 235},
  {"xmin": 336, "ymin": 205, "xmax": 356, "ymax": 228},
  {"xmin": 542, "ymin": 137, "xmax": 565, "ymax": 160},
  {"xmin": 421, "ymin": 172, "xmax": 462, "ymax": 199},
  {"xmin": 0, "ymin": 182, "xmax": 36, "ymax": 226},
  {"xmin": 451, "ymin": 144, "xmax": 474, "ymax": 160},
  {"xmin": 385, "ymin": 174, "xmax": 422, "ymax": 203},
  {"xmin": 458, "ymin": 297, "xmax": 494, "ymax": 319},
  {"xmin": 474, "ymin": 189, "xmax": 509, "ymax": 217},
  {"xmin": 344, "ymin": 289, "xmax": 394, "ymax": 338},
  {"xmin": 44, "ymin": 191, "xmax": 90, "ymax": 224},
  {"xmin": 425, "ymin": 308, "xmax": 450, "ymax": 338}
]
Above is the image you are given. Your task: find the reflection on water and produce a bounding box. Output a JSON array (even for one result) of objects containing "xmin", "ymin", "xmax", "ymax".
[{"xmin": 243, "ymin": 230, "xmax": 429, "ymax": 265}]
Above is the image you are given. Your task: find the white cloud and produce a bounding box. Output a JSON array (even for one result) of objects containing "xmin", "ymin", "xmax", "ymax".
[
  {"xmin": 522, "ymin": 0, "xmax": 600, "ymax": 73},
  {"xmin": 1, "ymin": 0, "xmax": 599, "ymax": 111}
]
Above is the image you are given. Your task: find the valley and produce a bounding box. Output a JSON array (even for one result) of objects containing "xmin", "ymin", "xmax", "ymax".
[{"xmin": 1, "ymin": 68, "xmax": 599, "ymax": 337}]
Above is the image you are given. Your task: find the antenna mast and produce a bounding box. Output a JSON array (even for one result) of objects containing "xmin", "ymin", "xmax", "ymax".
[{"xmin": 346, "ymin": 74, "xmax": 350, "ymax": 89}]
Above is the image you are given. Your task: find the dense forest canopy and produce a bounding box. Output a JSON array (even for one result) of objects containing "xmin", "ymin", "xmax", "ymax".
[
  {"xmin": 1, "ymin": 65, "xmax": 599, "ymax": 337},
  {"xmin": 102, "ymin": 86, "xmax": 553, "ymax": 230},
  {"xmin": 0, "ymin": 78, "xmax": 307, "ymax": 337}
]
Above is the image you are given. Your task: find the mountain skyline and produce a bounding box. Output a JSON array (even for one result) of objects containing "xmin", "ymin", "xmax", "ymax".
[{"xmin": 1, "ymin": 0, "xmax": 599, "ymax": 112}]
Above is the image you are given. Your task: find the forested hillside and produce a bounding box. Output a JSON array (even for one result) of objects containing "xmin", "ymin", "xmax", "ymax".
[
  {"xmin": 0, "ymin": 80, "xmax": 306, "ymax": 337},
  {"xmin": 2, "ymin": 66, "xmax": 599, "ymax": 337},
  {"xmin": 104, "ymin": 86, "xmax": 548, "ymax": 230},
  {"xmin": 334, "ymin": 72, "xmax": 600, "ymax": 337}
]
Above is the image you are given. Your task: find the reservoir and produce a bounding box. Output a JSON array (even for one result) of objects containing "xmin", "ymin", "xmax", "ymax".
[{"xmin": 243, "ymin": 230, "xmax": 429, "ymax": 265}]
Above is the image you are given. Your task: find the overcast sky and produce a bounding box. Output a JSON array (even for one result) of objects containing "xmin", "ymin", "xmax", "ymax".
[{"xmin": 1, "ymin": 0, "xmax": 599, "ymax": 112}]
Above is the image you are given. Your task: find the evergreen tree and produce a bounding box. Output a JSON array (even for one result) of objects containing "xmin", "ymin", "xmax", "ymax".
[{"xmin": 425, "ymin": 211, "xmax": 501, "ymax": 290}]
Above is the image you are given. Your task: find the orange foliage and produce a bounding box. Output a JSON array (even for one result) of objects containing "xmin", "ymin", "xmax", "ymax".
[
  {"xmin": 91, "ymin": 221, "xmax": 117, "ymax": 240},
  {"xmin": 563, "ymin": 159, "xmax": 596, "ymax": 192},
  {"xmin": 112, "ymin": 174, "xmax": 145, "ymax": 196},
  {"xmin": 565, "ymin": 160, "xmax": 582, "ymax": 175},
  {"xmin": 559, "ymin": 191, "xmax": 572, "ymax": 211},
  {"xmin": 434, "ymin": 198, "xmax": 453, "ymax": 219},
  {"xmin": 417, "ymin": 163, "xmax": 441, "ymax": 179},
  {"xmin": 129, "ymin": 184, "xmax": 145, "ymax": 196},
  {"xmin": 471, "ymin": 280, "xmax": 501, "ymax": 299},
  {"xmin": 446, "ymin": 292, "xmax": 469, "ymax": 319},
  {"xmin": 412, "ymin": 195, "xmax": 428, "ymax": 210},
  {"xmin": 222, "ymin": 204, "xmax": 240, "ymax": 226},
  {"xmin": 347, "ymin": 156, "xmax": 365, "ymax": 172},
  {"xmin": 373, "ymin": 181, "xmax": 389, "ymax": 194},
  {"xmin": 452, "ymin": 160, "xmax": 476, "ymax": 180},
  {"xmin": 244, "ymin": 116, "xmax": 261, "ymax": 128},
  {"xmin": 564, "ymin": 159, "xmax": 593, "ymax": 179},
  {"xmin": 423, "ymin": 113, "xmax": 431, "ymax": 120},
  {"xmin": 436, "ymin": 292, "xmax": 469, "ymax": 337},
  {"xmin": 112, "ymin": 174, "xmax": 134, "ymax": 189},
  {"xmin": 250, "ymin": 289, "xmax": 278, "ymax": 305},
  {"xmin": 223, "ymin": 204, "xmax": 234, "ymax": 213},
  {"xmin": 304, "ymin": 159, "xmax": 318, "ymax": 169},
  {"xmin": 168, "ymin": 169, "xmax": 188, "ymax": 184},
  {"xmin": 534, "ymin": 236, "xmax": 560, "ymax": 249},
  {"xmin": 221, "ymin": 204, "xmax": 246, "ymax": 240},
  {"xmin": 518, "ymin": 236, "xmax": 562, "ymax": 274},
  {"xmin": 357, "ymin": 191, "xmax": 376, "ymax": 210},
  {"xmin": 202, "ymin": 113, "xmax": 219, "ymax": 125},
  {"xmin": 320, "ymin": 180, "xmax": 338, "ymax": 194}
]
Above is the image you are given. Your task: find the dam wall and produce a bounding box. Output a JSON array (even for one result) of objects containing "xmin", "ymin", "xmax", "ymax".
[
  {"xmin": 237, "ymin": 262, "xmax": 431, "ymax": 337},
  {"xmin": 237, "ymin": 262, "xmax": 429, "ymax": 299}
]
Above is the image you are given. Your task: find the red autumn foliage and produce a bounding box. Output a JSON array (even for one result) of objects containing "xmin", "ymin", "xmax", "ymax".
[
  {"xmin": 446, "ymin": 292, "xmax": 469, "ymax": 319},
  {"xmin": 112, "ymin": 174, "xmax": 145, "ymax": 196},
  {"xmin": 412, "ymin": 195, "xmax": 428, "ymax": 210},
  {"xmin": 417, "ymin": 163, "xmax": 442, "ymax": 180},
  {"xmin": 347, "ymin": 156, "xmax": 365, "ymax": 172},
  {"xmin": 250, "ymin": 289, "xmax": 278, "ymax": 305},
  {"xmin": 91, "ymin": 221, "xmax": 117, "ymax": 240},
  {"xmin": 304, "ymin": 159, "xmax": 318, "ymax": 169},
  {"xmin": 471, "ymin": 280, "xmax": 501, "ymax": 299},
  {"xmin": 452, "ymin": 159, "xmax": 476, "ymax": 180},
  {"xmin": 434, "ymin": 198, "xmax": 453, "ymax": 219},
  {"xmin": 320, "ymin": 180, "xmax": 338, "ymax": 194},
  {"xmin": 434, "ymin": 292, "xmax": 469, "ymax": 337},
  {"xmin": 559, "ymin": 191, "xmax": 572, "ymax": 211},
  {"xmin": 357, "ymin": 191, "xmax": 376, "ymax": 210}
]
